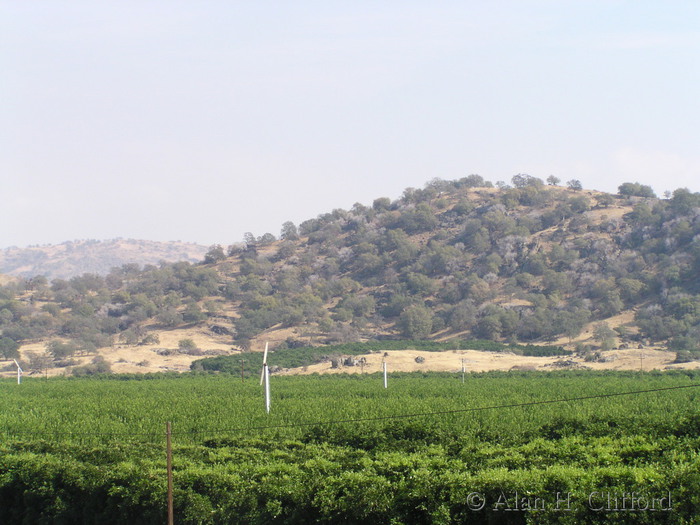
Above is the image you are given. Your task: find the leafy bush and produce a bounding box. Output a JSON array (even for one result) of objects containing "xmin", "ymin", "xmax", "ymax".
[{"xmin": 71, "ymin": 356, "xmax": 112, "ymax": 376}]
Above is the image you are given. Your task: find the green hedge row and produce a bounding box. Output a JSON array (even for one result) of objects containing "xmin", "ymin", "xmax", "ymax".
[{"xmin": 1, "ymin": 435, "xmax": 698, "ymax": 524}]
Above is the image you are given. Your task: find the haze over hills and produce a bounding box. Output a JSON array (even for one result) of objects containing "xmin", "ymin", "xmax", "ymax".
[
  {"xmin": 1, "ymin": 175, "xmax": 700, "ymax": 377},
  {"xmin": 0, "ymin": 239, "xmax": 210, "ymax": 280}
]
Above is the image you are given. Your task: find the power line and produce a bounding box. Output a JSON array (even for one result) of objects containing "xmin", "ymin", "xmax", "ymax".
[
  {"xmin": 178, "ymin": 382, "xmax": 700, "ymax": 436},
  {"xmin": 1, "ymin": 382, "xmax": 697, "ymax": 439}
]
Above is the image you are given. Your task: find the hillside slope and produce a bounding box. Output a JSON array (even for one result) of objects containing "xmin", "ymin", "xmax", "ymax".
[{"xmin": 1, "ymin": 176, "xmax": 700, "ymax": 376}]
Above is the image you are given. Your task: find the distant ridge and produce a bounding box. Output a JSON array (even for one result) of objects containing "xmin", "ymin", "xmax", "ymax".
[{"xmin": 0, "ymin": 238, "xmax": 209, "ymax": 280}]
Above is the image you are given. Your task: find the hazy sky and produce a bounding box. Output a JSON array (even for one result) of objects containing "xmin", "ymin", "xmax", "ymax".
[{"xmin": 2, "ymin": 1, "xmax": 699, "ymax": 248}]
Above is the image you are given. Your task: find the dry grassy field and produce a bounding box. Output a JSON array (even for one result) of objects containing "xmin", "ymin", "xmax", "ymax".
[{"xmin": 4, "ymin": 329, "xmax": 696, "ymax": 379}]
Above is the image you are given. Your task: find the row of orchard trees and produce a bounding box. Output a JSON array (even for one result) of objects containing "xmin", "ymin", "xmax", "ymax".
[{"xmin": 0, "ymin": 371, "xmax": 699, "ymax": 523}]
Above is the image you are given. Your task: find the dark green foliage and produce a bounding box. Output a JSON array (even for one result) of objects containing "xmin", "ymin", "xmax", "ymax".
[
  {"xmin": 511, "ymin": 173, "xmax": 544, "ymax": 188},
  {"xmin": 398, "ymin": 304, "xmax": 434, "ymax": 339},
  {"xmin": 674, "ymin": 349, "xmax": 700, "ymax": 363},
  {"xmin": 47, "ymin": 339, "xmax": 81, "ymax": 359},
  {"xmin": 182, "ymin": 303, "xmax": 206, "ymax": 323},
  {"xmin": 566, "ymin": 179, "xmax": 582, "ymax": 191},
  {"xmin": 618, "ymin": 182, "xmax": 657, "ymax": 198},
  {"xmin": 280, "ymin": 220, "xmax": 300, "ymax": 241},
  {"xmin": 71, "ymin": 356, "xmax": 112, "ymax": 376},
  {"xmin": 0, "ymin": 336, "xmax": 19, "ymax": 359},
  {"xmin": 203, "ymin": 244, "xmax": 226, "ymax": 264},
  {"xmin": 669, "ymin": 187, "xmax": 700, "ymax": 215},
  {"xmin": 178, "ymin": 338, "xmax": 198, "ymax": 351},
  {"xmin": 0, "ymin": 372, "xmax": 698, "ymax": 523},
  {"xmin": 458, "ymin": 174, "xmax": 492, "ymax": 188},
  {"xmin": 389, "ymin": 203, "xmax": 439, "ymax": 234}
]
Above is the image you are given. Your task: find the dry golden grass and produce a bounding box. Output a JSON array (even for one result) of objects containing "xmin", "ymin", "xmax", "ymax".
[
  {"xmin": 5, "ymin": 344, "xmax": 693, "ymax": 380},
  {"xmin": 6, "ymin": 325, "xmax": 236, "ymax": 377},
  {"xmin": 277, "ymin": 347, "xmax": 692, "ymax": 376},
  {"xmin": 551, "ymin": 310, "xmax": 637, "ymax": 346}
]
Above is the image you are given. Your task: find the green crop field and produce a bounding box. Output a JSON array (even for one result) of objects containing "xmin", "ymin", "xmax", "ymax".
[{"xmin": 1, "ymin": 370, "xmax": 699, "ymax": 524}]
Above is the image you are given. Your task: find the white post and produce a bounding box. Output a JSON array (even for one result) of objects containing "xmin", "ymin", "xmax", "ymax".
[
  {"xmin": 260, "ymin": 342, "xmax": 269, "ymax": 385},
  {"xmin": 13, "ymin": 359, "xmax": 22, "ymax": 385},
  {"xmin": 264, "ymin": 364, "xmax": 271, "ymax": 413},
  {"xmin": 461, "ymin": 358, "xmax": 465, "ymax": 383},
  {"xmin": 383, "ymin": 361, "xmax": 387, "ymax": 389}
]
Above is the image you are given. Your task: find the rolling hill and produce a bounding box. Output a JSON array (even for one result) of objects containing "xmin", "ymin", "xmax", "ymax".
[{"xmin": 1, "ymin": 175, "xmax": 700, "ymax": 377}]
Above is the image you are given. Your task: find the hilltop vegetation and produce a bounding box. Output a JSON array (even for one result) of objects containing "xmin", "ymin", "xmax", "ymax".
[{"xmin": 1, "ymin": 176, "xmax": 700, "ymax": 373}]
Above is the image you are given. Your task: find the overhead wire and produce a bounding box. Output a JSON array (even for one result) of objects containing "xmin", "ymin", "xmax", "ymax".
[
  {"xmin": 178, "ymin": 382, "xmax": 700, "ymax": 436},
  {"xmin": 3, "ymin": 381, "xmax": 696, "ymax": 439}
]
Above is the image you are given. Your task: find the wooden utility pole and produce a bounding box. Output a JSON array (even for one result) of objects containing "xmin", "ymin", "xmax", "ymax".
[
  {"xmin": 241, "ymin": 359, "xmax": 245, "ymax": 382},
  {"xmin": 166, "ymin": 422, "xmax": 174, "ymax": 525}
]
